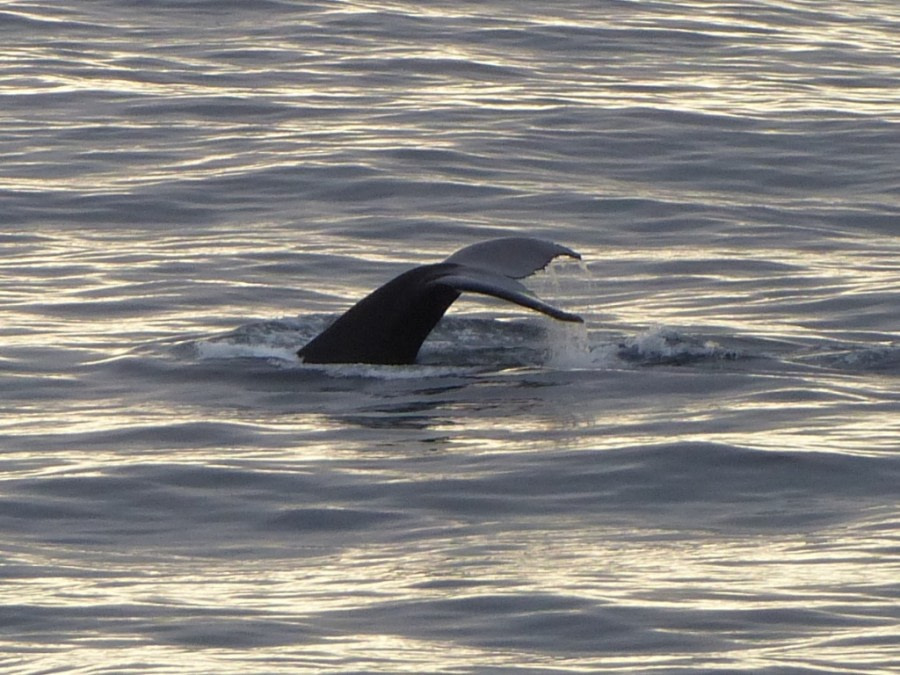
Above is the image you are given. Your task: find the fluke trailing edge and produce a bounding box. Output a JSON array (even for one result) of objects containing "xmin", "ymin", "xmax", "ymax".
[{"xmin": 297, "ymin": 237, "xmax": 583, "ymax": 365}]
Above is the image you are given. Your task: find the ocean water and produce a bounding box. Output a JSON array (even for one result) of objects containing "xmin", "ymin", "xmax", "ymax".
[{"xmin": 1, "ymin": 0, "xmax": 899, "ymax": 672}]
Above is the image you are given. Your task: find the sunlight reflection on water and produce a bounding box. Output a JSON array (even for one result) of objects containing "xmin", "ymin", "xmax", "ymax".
[{"xmin": 2, "ymin": 0, "xmax": 899, "ymax": 672}]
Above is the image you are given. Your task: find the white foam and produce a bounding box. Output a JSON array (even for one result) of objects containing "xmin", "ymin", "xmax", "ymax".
[
  {"xmin": 194, "ymin": 339, "xmax": 299, "ymax": 363},
  {"xmin": 298, "ymin": 361, "xmax": 476, "ymax": 379},
  {"xmin": 615, "ymin": 326, "xmax": 741, "ymax": 366}
]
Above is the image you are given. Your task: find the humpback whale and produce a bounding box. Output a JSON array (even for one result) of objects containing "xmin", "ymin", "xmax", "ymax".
[{"xmin": 298, "ymin": 237, "xmax": 583, "ymax": 365}]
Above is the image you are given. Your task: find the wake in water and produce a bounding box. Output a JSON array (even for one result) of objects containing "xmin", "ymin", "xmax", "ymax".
[
  {"xmin": 195, "ymin": 319, "xmax": 753, "ymax": 371},
  {"xmin": 191, "ymin": 316, "xmax": 900, "ymax": 380}
]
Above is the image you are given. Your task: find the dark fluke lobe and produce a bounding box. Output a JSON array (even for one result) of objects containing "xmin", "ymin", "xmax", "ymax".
[{"xmin": 298, "ymin": 237, "xmax": 583, "ymax": 365}]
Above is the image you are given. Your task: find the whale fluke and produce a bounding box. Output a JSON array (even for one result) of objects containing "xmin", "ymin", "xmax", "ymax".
[
  {"xmin": 444, "ymin": 237, "xmax": 581, "ymax": 279},
  {"xmin": 298, "ymin": 237, "xmax": 583, "ymax": 365}
]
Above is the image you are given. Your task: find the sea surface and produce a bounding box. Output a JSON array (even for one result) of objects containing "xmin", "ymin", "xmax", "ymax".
[{"xmin": 1, "ymin": 1, "xmax": 899, "ymax": 672}]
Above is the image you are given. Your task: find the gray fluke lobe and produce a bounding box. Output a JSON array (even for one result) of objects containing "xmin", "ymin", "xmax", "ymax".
[{"xmin": 297, "ymin": 237, "xmax": 583, "ymax": 365}]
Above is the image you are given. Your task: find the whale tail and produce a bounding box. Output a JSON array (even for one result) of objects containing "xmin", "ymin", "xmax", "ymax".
[{"xmin": 298, "ymin": 237, "xmax": 583, "ymax": 365}]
